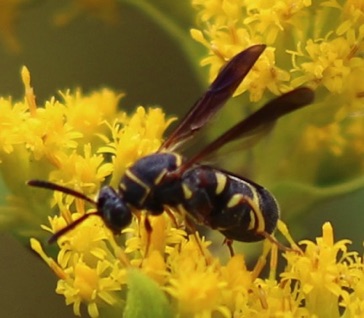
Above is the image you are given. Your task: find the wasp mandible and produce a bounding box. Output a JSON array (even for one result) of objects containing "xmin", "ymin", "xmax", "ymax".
[{"xmin": 28, "ymin": 45, "xmax": 314, "ymax": 252}]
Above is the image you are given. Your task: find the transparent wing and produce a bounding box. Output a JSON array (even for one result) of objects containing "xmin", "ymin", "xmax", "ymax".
[
  {"xmin": 160, "ymin": 45, "xmax": 266, "ymax": 151},
  {"xmin": 181, "ymin": 87, "xmax": 315, "ymax": 171}
]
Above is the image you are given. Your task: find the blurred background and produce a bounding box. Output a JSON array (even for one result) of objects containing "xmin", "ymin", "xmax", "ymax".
[
  {"xmin": 1, "ymin": 1, "xmax": 363, "ymax": 317},
  {"xmin": 0, "ymin": 2, "xmax": 202, "ymax": 317}
]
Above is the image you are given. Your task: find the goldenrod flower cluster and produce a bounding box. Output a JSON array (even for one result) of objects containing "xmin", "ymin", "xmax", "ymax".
[
  {"xmin": 31, "ymin": 212, "xmax": 364, "ymax": 318},
  {"xmin": 0, "ymin": 67, "xmax": 172, "ymax": 237},
  {"xmin": 0, "ymin": 1, "xmax": 364, "ymax": 317},
  {"xmin": 191, "ymin": 0, "xmax": 364, "ymax": 184},
  {"xmin": 0, "ymin": 68, "xmax": 361, "ymax": 317}
]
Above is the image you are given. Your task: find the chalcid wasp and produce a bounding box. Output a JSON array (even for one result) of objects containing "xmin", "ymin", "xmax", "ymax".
[{"xmin": 28, "ymin": 45, "xmax": 314, "ymax": 254}]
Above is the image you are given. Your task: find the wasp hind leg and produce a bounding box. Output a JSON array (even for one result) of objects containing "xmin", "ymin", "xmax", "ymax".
[
  {"xmin": 276, "ymin": 219, "xmax": 302, "ymax": 253},
  {"xmin": 164, "ymin": 206, "xmax": 183, "ymax": 229},
  {"xmin": 232, "ymin": 195, "xmax": 299, "ymax": 278},
  {"xmin": 251, "ymin": 223, "xmax": 302, "ymax": 279}
]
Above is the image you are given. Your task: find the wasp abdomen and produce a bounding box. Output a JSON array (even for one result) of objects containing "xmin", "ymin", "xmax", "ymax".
[{"xmin": 181, "ymin": 166, "xmax": 279, "ymax": 242}]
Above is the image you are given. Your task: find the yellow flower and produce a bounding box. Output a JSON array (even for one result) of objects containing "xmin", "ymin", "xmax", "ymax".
[
  {"xmin": 0, "ymin": 97, "xmax": 28, "ymax": 154},
  {"xmin": 168, "ymin": 268, "xmax": 229, "ymax": 317},
  {"xmin": 282, "ymin": 223, "xmax": 363, "ymax": 317},
  {"xmin": 1, "ymin": 64, "xmax": 362, "ymax": 317},
  {"xmin": 32, "ymin": 202, "xmax": 364, "ymax": 318},
  {"xmin": 192, "ymin": 0, "xmax": 364, "ymax": 188},
  {"xmin": 191, "ymin": 0, "xmax": 312, "ymax": 98},
  {"xmin": 60, "ymin": 88, "xmax": 124, "ymax": 143},
  {"xmin": 49, "ymin": 144, "xmax": 113, "ymax": 200},
  {"xmin": 0, "ymin": 67, "xmax": 173, "ymax": 239},
  {"xmin": 1, "ymin": 3, "xmax": 364, "ymax": 316},
  {"xmin": 56, "ymin": 261, "xmax": 124, "ymax": 318}
]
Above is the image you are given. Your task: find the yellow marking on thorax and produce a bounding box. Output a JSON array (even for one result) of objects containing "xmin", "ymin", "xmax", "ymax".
[
  {"xmin": 152, "ymin": 153, "xmax": 182, "ymax": 186},
  {"xmin": 125, "ymin": 169, "xmax": 149, "ymax": 190},
  {"xmin": 154, "ymin": 168, "xmax": 168, "ymax": 185},
  {"xmin": 174, "ymin": 153, "xmax": 183, "ymax": 168},
  {"xmin": 182, "ymin": 183, "xmax": 193, "ymax": 199},
  {"xmin": 215, "ymin": 172, "xmax": 227, "ymax": 195},
  {"xmin": 125, "ymin": 169, "xmax": 150, "ymax": 204}
]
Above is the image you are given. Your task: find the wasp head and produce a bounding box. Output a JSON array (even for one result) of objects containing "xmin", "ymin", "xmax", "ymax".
[{"xmin": 97, "ymin": 186, "xmax": 132, "ymax": 234}]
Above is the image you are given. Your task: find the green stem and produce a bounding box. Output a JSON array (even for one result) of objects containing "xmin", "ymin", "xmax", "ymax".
[{"xmin": 273, "ymin": 175, "xmax": 364, "ymax": 220}]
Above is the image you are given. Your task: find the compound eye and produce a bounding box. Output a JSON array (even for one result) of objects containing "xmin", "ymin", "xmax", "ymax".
[{"xmin": 97, "ymin": 186, "xmax": 132, "ymax": 234}]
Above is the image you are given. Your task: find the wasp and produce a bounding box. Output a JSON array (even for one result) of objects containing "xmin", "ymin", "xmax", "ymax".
[{"xmin": 28, "ymin": 45, "xmax": 314, "ymax": 253}]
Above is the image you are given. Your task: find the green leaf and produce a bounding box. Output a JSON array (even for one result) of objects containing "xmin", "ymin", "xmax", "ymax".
[{"xmin": 124, "ymin": 269, "xmax": 173, "ymax": 318}]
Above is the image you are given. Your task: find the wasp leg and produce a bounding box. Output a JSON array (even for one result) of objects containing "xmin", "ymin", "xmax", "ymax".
[
  {"xmin": 223, "ymin": 238, "xmax": 235, "ymax": 257},
  {"xmin": 143, "ymin": 215, "xmax": 153, "ymax": 258},
  {"xmin": 260, "ymin": 230, "xmax": 292, "ymax": 252},
  {"xmin": 258, "ymin": 222, "xmax": 302, "ymax": 255},
  {"xmin": 251, "ymin": 239, "xmax": 272, "ymax": 280},
  {"xmin": 277, "ymin": 219, "xmax": 302, "ymax": 254},
  {"xmin": 164, "ymin": 206, "xmax": 181, "ymax": 229},
  {"xmin": 231, "ymin": 195, "xmax": 289, "ymax": 278},
  {"xmin": 269, "ymin": 240, "xmax": 278, "ymax": 281},
  {"xmin": 251, "ymin": 235, "xmax": 281, "ymax": 281}
]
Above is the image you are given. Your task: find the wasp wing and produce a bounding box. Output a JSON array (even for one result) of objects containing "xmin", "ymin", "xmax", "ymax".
[
  {"xmin": 182, "ymin": 87, "xmax": 314, "ymax": 169},
  {"xmin": 160, "ymin": 44, "xmax": 266, "ymax": 151}
]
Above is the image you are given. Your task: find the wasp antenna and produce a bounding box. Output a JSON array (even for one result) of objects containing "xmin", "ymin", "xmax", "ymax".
[
  {"xmin": 28, "ymin": 180, "xmax": 101, "ymax": 243},
  {"xmin": 48, "ymin": 211, "xmax": 100, "ymax": 244},
  {"xmin": 27, "ymin": 180, "xmax": 97, "ymax": 205}
]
